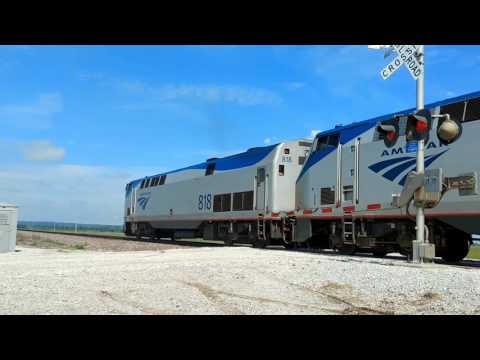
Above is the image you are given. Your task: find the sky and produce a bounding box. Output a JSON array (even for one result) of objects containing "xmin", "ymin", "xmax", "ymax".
[{"xmin": 1, "ymin": 45, "xmax": 479, "ymax": 225}]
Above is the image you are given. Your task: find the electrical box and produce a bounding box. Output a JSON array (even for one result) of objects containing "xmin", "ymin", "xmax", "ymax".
[
  {"xmin": 0, "ymin": 203, "xmax": 18, "ymax": 253},
  {"xmin": 415, "ymin": 168, "xmax": 443, "ymax": 208},
  {"xmin": 458, "ymin": 172, "xmax": 478, "ymax": 196},
  {"xmin": 412, "ymin": 240, "xmax": 435, "ymax": 262}
]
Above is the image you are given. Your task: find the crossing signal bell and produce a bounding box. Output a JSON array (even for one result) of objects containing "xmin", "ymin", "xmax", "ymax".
[
  {"xmin": 437, "ymin": 116, "xmax": 462, "ymax": 144},
  {"xmin": 407, "ymin": 109, "xmax": 431, "ymax": 142}
]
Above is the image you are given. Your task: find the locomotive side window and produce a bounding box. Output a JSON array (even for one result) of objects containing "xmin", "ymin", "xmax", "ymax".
[
  {"xmin": 440, "ymin": 100, "xmax": 466, "ymax": 122},
  {"xmin": 233, "ymin": 191, "xmax": 254, "ymax": 211},
  {"xmin": 343, "ymin": 185, "xmax": 353, "ymax": 202},
  {"xmin": 159, "ymin": 175, "xmax": 166, "ymax": 185},
  {"xmin": 464, "ymin": 97, "xmax": 480, "ymax": 122},
  {"xmin": 243, "ymin": 191, "xmax": 254, "ymax": 210},
  {"xmin": 298, "ymin": 141, "xmax": 312, "ymax": 147},
  {"xmin": 213, "ymin": 193, "xmax": 232, "ymax": 212},
  {"xmin": 206, "ymin": 163, "xmax": 216, "ymax": 176},
  {"xmin": 279, "ymin": 165, "xmax": 285, "ymax": 176},
  {"xmin": 321, "ymin": 187, "xmax": 335, "ymax": 205}
]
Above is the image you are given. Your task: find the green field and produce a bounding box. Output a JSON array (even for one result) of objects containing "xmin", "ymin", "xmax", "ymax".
[{"xmin": 467, "ymin": 245, "xmax": 480, "ymax": 260}]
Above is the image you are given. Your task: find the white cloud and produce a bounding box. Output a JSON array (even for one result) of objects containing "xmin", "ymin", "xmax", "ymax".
[
  {"xmin": 116, "ymin": 80, "xmax": 146, "ymax": 93},
  {"xmin": 21, "ymin": 141, "xmax": 66, "ymax": 161},
  {"xmin": 0, "ymin": 93, "xmax": 62, "ymax": 116},
  {"xmin": 78, "ymin": 72, "xmax": 106, "ymax": 81},
  {"xmin": 0, "ymin": 164, "xmax": 162, "ymax": 225},
  {"xmin": 0, "ymin": 93, "xmax": 63, "ymax": 129},
  {"xmin": 155, "ymin": 84, "xmax": 281, "ymax": 106},
  {"xmin": 285, "ymin": 82, "xmax": 305, "ymax": 91},
  {"xmin": 79, "ymin": 71, "xmax": 282, "ymax": 106},
  {"xmin": 263, "ymin": 137, "xmax": 272, "ymax": 145},
  {"xmin": 309, "ymin": 130, "xmax": 321, "ymax": 139},
  {"xmin": 197, "ymin": 148, "xmax": 245, "ymax": 159}
]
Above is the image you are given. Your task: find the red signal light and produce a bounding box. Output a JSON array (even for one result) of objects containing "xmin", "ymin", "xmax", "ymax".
[
  {"xmin": 415, "ymin": 120, "xmax": 428, "ymax": 133},
  {"xmin": 386, "ymin": 131, "xmax": 397, "ymax": 141}
]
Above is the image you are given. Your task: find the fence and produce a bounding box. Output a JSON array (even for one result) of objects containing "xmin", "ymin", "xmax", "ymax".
[{"xmin": 17, "ymin": 221, "xmax": 123, "ymax": 235}]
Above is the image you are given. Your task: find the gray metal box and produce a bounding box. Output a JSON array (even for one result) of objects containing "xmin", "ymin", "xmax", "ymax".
[
  {"xmin": 424, "ymin": 168, "xmax": 443, "ymax": 193},
  {"xmin": 412, "ymin": 240, "xmax": 435, "ymax": 262},
  {"xmin": 0, "ymin": 203, "xmax": 18, "ymax": 253}
]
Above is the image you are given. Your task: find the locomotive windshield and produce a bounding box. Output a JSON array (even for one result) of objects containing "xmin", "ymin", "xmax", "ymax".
[{"xmin": 315, "ymin": 134, "xmax": 339, "ymax": 152}]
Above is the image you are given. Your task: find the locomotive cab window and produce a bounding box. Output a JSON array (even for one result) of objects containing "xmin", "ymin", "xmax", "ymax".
[
  {"xmin": 440, "ymin": 101, "xmax": 466, "ymax": 122},
  {"xmin": 159, "ymin": 175, "xmax": 166, "ymax": 185},
  {"xmin": 279, "ymin": 164, "xmax": 285, "ymax": 176},
  {"xmin": 205, "ymin": 163, "xmax": 216, "ymax": 176},
  {"xmin": 464, "ymin": 97, "xmax": 480, "ymax": 122},
  {"xmin": 315, "ymin": 134, "xmax": 339, "ymax": 152}
]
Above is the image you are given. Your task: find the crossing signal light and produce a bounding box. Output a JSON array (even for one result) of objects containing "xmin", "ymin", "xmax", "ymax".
[
  {"xmin": 378, "ymin": 123, "xmax": 399, "ymax": 147},
  {"xmin": 407, "ymin": 109, "xmax": 431, "ymax": 141}
]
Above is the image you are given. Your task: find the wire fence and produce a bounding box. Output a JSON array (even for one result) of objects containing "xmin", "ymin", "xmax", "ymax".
[{"xmin": 17, "ymin": 221, "xmax": 123, "ymax": 235}]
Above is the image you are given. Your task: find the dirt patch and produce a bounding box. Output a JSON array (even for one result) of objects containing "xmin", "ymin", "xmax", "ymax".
[
  {"xmin": 17, "ymin": 231, "xmax": 187, "ymax": 252},
  {"xmin": 321, "ymin": 282, "xmax": 352, "ymax": 291},
  {"xmin": 410, "ymin": 291, "xmax": 442, "ymax": 306}
]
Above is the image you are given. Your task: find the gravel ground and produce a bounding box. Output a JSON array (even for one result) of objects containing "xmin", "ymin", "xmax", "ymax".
[{"xmin": 1, "ymin": 243, "xmax": 480, "ymax": 315}]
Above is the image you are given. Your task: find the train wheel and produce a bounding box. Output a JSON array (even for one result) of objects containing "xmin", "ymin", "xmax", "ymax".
[
  {"xmin": 253, "ymin": 238, "xmax": 267, "ymax": 248},
  {"xmin": 338, "ymin": 245, "xmax": 356, "ymax": 255},
  {"xmin": 283, "ymin": 242, "xmax": 295, "ymax": 250},
  {"xmin": 441, "ymin": 236, "xmax": 471, "ymax": 263},
  {"xmin": 372, "ymin": 250, "xmax": 388, "ymax": 258},
  {"xmin": 224, "ymin": 238, "xmax": 234, "ymax": 247}
]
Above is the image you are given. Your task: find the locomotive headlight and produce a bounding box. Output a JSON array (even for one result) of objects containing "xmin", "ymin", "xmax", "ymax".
[{"xmin": 437, "ymin": 118, "xmax": 460, "ymax": 143}]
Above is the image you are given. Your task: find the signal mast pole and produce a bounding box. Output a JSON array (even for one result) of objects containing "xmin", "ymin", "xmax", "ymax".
[{"xmin": 414, "ymin": 45, "xmax": 425, "ymax": 263}]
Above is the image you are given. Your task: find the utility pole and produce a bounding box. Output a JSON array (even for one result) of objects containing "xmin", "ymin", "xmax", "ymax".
[
  {"xmin": 369, "ymin": 44, "xmax": 427, "ymax": 263},
  {"xmin": 414, "ymin": 45, "xmax": 425, "ymax": 263}
]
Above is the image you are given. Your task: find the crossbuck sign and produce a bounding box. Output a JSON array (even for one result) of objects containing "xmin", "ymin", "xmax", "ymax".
[{"xmin": 380, "ymin": 45, "xmax": 423, "ymax": 81}]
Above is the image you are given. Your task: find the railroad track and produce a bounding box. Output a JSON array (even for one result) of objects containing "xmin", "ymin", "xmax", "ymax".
[
  {"xmin": 17, "ymin": 229, "xmax": 480, "ymax": 267},
  {"xmin": 17, "ymin": 229, "xmax": 225, "ymax": 248}
]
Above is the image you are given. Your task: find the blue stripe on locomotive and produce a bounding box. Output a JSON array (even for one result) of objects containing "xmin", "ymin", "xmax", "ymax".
[
  {"xmin": 126, "ymin": 144, "xmax": 278, "ymax": 197},
  {"xmin": 297, "ymin": 89, "xmax": 480, "ymax": 182}
]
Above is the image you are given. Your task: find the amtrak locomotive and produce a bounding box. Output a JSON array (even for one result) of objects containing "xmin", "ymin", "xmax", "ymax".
[{"xmin": 125, "ymin": 90, "xmax": 480, "ymax": 262}]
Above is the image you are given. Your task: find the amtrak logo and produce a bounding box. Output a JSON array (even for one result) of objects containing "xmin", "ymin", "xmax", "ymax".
[
  {"xmin": 137, "ymin": 194, "xmax": 150, "ymax": 210},
  {"xmin": 381, "ymin": 141, "xmax": 447, "ymax": 157},
  {"xmin": 369, "ymin": 149, "xmax": 448, "ymax": 186}
]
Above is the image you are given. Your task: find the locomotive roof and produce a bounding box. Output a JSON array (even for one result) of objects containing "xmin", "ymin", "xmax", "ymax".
[
  {"xmin": 129, "ymin": 143, "xmax": 280, "ymax": 185},
  {"xmin": 315, "ymin": 89, "xmax": 480, "ymax": 140}
]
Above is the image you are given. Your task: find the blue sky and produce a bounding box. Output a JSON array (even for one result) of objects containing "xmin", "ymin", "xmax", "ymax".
[{"xmin": 1, "ymin": 45, "xmax": 479, "ymax": 224}]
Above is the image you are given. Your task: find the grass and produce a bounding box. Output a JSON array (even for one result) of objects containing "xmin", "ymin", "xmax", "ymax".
[
  {"xmin": 17, "ymin": 232, "xmax": 88, "ymax": 251},
  {"xmin": 467, "ymin": 245, "xmax": 480, "ymax": 260},
  {"xmin": 72, "ymin": 241, "xmax": 88, "ymax": 250}
]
